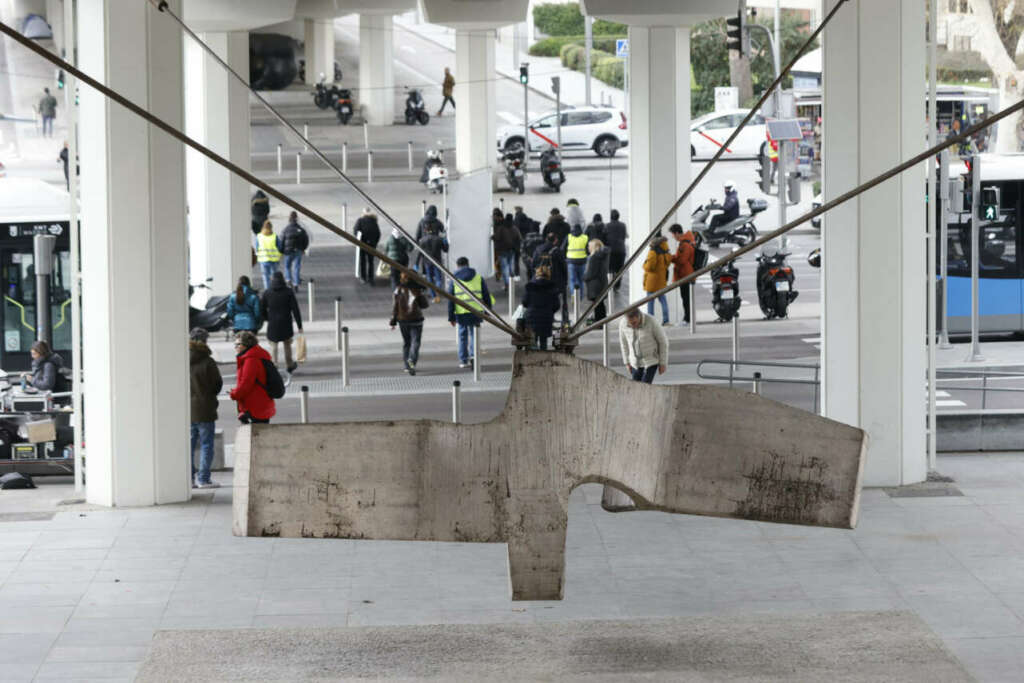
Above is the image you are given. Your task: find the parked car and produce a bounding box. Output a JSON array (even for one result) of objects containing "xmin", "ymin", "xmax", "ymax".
[
  {"xmin": 690, "ymin": 108, "xmax": 767, "ymax": 160},
  {"xmin": 497, "ymin": 106, "xmax": 628, "ymax": 158}
]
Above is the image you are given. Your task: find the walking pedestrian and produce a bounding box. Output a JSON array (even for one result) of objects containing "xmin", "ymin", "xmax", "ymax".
[
  {"xmin": 542, "ymin": 208, "xmax": 570, "ymax": 247},
  {"xmin": 491, "ymin": 210, "xmax": 521, "ymax": 291},
  {"xmin": 643, "ymin": 235, "xmax": 672, "ymax": 326},
  {"xmin": 384, "ymin": 227, "xmax": 415, "ymax": 290},
  {"xmin": 605, "ymin": 209, "xmax": 628, "ymax": 292},
  {"xmin": 416, "ymin": 204, "xmax": 445, "ymax": 242},
  {"xmin": 618, "ymin": 308, "xmax": 669, "ymax": 384},
  {"xmin": 261, "ymin": 271, "xmax": 303, "ymax": 374},
  {"xmin": 354, "ymin": 208, "xmax": 381, "ymax": 285},
  {"xmin": 448, "ymin": 256, "xmax": 493, "ymax": 368},
  {"xmin": 226, "ymin": 276, "xmax": 262, "ymax": 333},
  {"xmin": 521, "ymin": 227, "xmax": 545, "ymax": 282},
  {"xmin": 585, "ymin": 213, "xmax": 607, "ymax": 244},
  {"xmin": 565, "ymin": 198, "xmax": 585, "ymax": 231},
  {"xmin": 390, "ymin": 271, "xmax": 430, "ymax": 375},
  {"xmin": 280, "ymin": 211, "xmax": 311, "ymax": 290},
  {"xmin": 254, "ymin": 221, "xmax": 282, "ymax": 290},
  {"xmin": 437, "ymin": 66, "xmax": 455, "ymax": 115},
  {"xmin": 229, "ymin": 330, "xmax": 276, "ymax": 423},
  {"xmin": 38, "ymin": 87, "xmax": 57, "ymax": 137},
  {"xmin": 189, "ymin": 328, "xmax": 222, "ymax": 489},
  {"xmin": 564, "ymin": 223, "xmax": 589, "ymax": 304},
  {"xmin": 534, "ymin": 232, "xmax": 569, "ymax": 322},
  {"xmin": 57, "ymin": 142, "xmax": 69, "ymax": 190},
  {"xmin": 669, "ymin": 224, "xmax": 697, "ymax": 325},
  {"xmin": 251, "ymin": 190, "xmax": 270, "ymax": 235},
  {"xmin": 583, "ymin": 239, "xmax": 610, "ymax": 323},
  {"xmin": 513, "ymin": 206, "xmax": 537, "ymax": 239},
  {"xmin": 522, "ymin": 265, "xmax": 560, "ymax": 350},
  {"xmin": 418, "ymin": 225, "xmax": 448, "ymax": 301}
]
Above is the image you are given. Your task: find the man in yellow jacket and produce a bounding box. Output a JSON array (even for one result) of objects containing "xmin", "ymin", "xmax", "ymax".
[
  {"xmin": 448, "ymin": 256, "xmax": 494, "ymax": 369},
  {"xmin": 255, "ymin": 221, "xmax": 282, "ymax": 290}
]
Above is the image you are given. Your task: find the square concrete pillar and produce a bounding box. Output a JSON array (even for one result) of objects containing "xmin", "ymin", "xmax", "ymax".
[
  {"xmin": 822, "ymin": 0, "xmax": 927, "ymax": 486},
  {"xmin": 304, "ymin": 18, "xmax": 335, "ymax": 83},
  {"xmin": 359, "ymin": 13, "xmax": 395, "ymax": 126}
]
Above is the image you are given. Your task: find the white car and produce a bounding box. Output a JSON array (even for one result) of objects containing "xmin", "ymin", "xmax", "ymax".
[
  {"xmin": 690, "ymin": 108, "xmax": 767, "ymax": 160},
  {"xmin": 497, "ymin": 106, "xmax": 628, "ymax": 158}
]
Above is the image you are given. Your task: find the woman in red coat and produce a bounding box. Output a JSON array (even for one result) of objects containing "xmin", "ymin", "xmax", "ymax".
[{"xmin": 229, "ymin": 331, "xmax": 276, "ymax": 423}]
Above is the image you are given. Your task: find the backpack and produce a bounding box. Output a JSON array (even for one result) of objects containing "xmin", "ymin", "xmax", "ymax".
[
  {"xmin": 256, "ymin": 359, "xmax": 286, "ymax": 399},
  {"xmin": 0, "ymin": 472, "xmax": 35, "ymax": 489}
]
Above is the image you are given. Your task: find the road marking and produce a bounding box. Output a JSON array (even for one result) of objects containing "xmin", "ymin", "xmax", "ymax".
[
  {"xmin": 936, "ymin": 390, "xmax": 951, "ymax": 398},
  {"xmin": 400, "ymin": 45, "xmax": 416, "ymax": 54},
  {"xmin": 802, "ymin": 337, "xmax": 821, "ymax": 344},
  {"xmin": 936, "ymin": 399, "xmax": 967, "ymax": 407}
]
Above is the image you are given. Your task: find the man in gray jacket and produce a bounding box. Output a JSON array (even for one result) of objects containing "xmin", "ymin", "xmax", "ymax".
[{"xmin": 618, "ymin": 308, "xmax": 669, "ymax": 384}]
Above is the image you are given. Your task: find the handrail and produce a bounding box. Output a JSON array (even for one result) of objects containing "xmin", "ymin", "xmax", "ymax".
[
  {"xmin": 697, "ymin": 359, "xmax": 820, "ymax": 385},
  {"xmin": 3, "ymin": 296, "xmax": 34, "ymax": 332}
]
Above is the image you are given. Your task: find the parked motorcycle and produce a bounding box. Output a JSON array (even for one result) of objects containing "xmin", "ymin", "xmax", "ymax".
[
  {"xmin": 503, "ymin": 149, "xmax": 526, "ymax": 194},
  {"xmin": 312, "ymin": 77, "xmax": 340, "ymax": 110},
  {"xmin": 405, "ymin": 88, "xmax": 430, "ymax": 125},
  {"xmin": 692, "ymin": 198, "xmax": 765, "ymax": 247},
  {"xmin": 539, "ymin": 148, "xmax": 564, "ymax": 192},
  {"xmin": 334, "ymin": 88, "xmax": 354, "ymax": 124},
  {"xmin": 710, "ymin": 262, "xmax": 741, "ymax": 322},
  {"xmin": 755, "ymin": 246, "xmax": 799, "ymax": 319},
  {"xmin": 422, "ymin": 149, "xmax": 448, "ymax": 193},
  {"xmin": 188, "ymin": 281, "xmax": 231, "ymax": 333}
]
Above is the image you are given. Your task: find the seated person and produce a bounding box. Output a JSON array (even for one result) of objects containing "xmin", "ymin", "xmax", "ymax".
[{"xmin": 22, "ymin": 340, "xmax": 67, "ymax": 392}]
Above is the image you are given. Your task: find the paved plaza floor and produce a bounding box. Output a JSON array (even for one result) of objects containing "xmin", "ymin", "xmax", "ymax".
[{"xmin": 0, "ymin": 454, "xmax": 1022, "ymax": 680}]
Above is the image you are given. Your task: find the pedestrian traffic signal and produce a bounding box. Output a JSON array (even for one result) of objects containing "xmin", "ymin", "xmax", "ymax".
[
  {"xmin": 519, "ymin": 64, "xmax": 528, "ymax": 85},
  {"xmin": 56, "ymin": 69, "xmax": 65, "ymax": 89},
  {"xmin": 726, "ymin": 1, "xmax": 749, "ymax": 57},
  {"xmin": 980, "ymin": 186, "xmax": 1000, "ymax": 221},
  {"xmin": 550, "ymin": 76, "xmax": 560, "ymax": 95}
]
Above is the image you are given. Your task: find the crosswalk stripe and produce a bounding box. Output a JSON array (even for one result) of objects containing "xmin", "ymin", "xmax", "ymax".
[
  {"xmin": 936, "ymin": 399, "xmax": 967, "ymax": 407},
  {"xmin": 802, "ymin": 337, "xmax": 821, "ymax": 343}
]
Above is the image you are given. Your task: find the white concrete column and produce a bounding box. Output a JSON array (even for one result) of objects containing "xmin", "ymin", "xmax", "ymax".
[
  {"xmin": 185, "ymin": 31, "xmax": 251, "ymax": 300},
  {"xmin": 454, "ymin": 29, "xmax": 496, "ymax": 177},
  {"xmin": 822, "ymin": 0, "xmax": 926, "ymax": 486},
  {"xmin": 304, "ymin": 18, "xmax": 335, "ymax": 83},
  {"xmin": 78, "ymin": 0, "xmax": 190, "ymax": 506},
  {"xmin": 359, "ymin": 13, "xmax": 394, "ymax": 126},
  {"xmin": 625, "ymin": 25, "xmax": 691, "ymax": 303}
]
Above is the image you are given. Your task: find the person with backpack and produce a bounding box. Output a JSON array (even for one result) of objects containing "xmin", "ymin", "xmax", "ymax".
[
  {"xmin": 354, "ymin": 208, "xmax": 381, "ymax": 285},
  {"xmin": 418, "ymin": 226, "xmax": 448, "ymax": 302},
  {"xmin": 604, "ymin": 209, "xmax": 628, "ymax": 292},
  {"xmin": 416, "ymin": 204, "xmax": 445, "ymax": 242},
  {"xmin": 226, "ymin": 276, "xmax": 261, "ymax": 333},
  {"xmin": 448, "ymin": 256, "xmax": 494, "ymax": 369},
  {"xmin": 669, "ymin": 224, "xmax": 697, "ymax": 325},
  {"xmin": 384, "ymin": 228, "xmax": 415, "ymax": 290},
  {"xmin": 585, "ymin": 213, "xmax": 607, "ymax": 244},
  {"xmin": 23, "ymin": 340, "xmax": 67, "ymax": 392},
  {"xmin": 390, "ymin": 271, "xmax": 430, "ymax": 375},
  {"xmin": 643, "ymin": 235, "xmax": 673, "ymax": 326},
  {"xmin": 521, "ymin": 228, "xmax": 545, "ymax": 282},
  {"xmin": 491, "ymin": 210, "xmax": 521, "ymax": 291},
  {"xmin": 542, "ymin": 208, "xmax": 570, "ymax": 247},
  {"xmin": 189, "ymin": 328, "xmax": 222, "ymax": 489},
  {"xmin": 534, "ymin": 232, "xmax": 569, "ymax": 323},
  {"xmin": 281, "ymin": 211, "xmax": 311, "ymax": 290},
  {"xmin": 261, "ymin": 272, "xmax": 303, "ymax": 374},
  {"xmin": 229, "ymin": 330, "xmax": 279, "ymax": 424}
]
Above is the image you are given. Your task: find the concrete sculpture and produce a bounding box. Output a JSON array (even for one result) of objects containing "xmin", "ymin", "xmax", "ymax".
[{"xmin": 234, "ymin": 351, "xmax": 867, "ymax": 600}]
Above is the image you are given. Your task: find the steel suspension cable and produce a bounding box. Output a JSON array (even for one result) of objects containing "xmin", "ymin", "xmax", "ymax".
[
  {"xmin": 568, "ymin": 98, "xmax": 1024, "ymax": 340},
  {"xmin": 147, "ymin": 0, "xmax": 511, "ymax": 333},
  {"xmin": 568, "ymin": 0, "xmax": 850, "ymax": 336},
  {"xmin": 0, "ymin": 18, "xmax": 520, "ymax": 339}
]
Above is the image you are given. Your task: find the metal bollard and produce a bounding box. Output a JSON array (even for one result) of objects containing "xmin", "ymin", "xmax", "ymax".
[
  {"xmin": 508, "ymin": 276, "xmax": 516, "ymax": 319},
  {"xmin": 499, "ymin": 197, "xmax": 505, "ymax": 214},
  {"xmin": 473, "ymin": 327, "xmax": 481, "ymax": 382},
  {"xmin": 407, "ymin": 141, "xmax": 413, "ymax": 171},
  {"xmin": 689, "ymin": 283, "xmax": 696, "ymax": 334},
  {"xmin": 367, "ymin": 151, "xmax": 373, "ymax": 182},
  {"xmin": 341, "ymin": 326, "xmax": 350, "ymax": 387},
  {"xmin": 342, "ymin": 142, "xmax": 348, "ymax": 173},
  {"xmin": 731, "ymin": 313, "xmax": 740, "ymax": 363},
  {"xmin": 602, "ymin": 320, "xmax": 609, "ymax": 367},
  {"xmin": 341, "ymin": 202, "xmax": 348, "ymax": 230},
  {"xmin": 334, "ymin": 297, "xmax": 343, "ymax": 351},
  {"xmin": 452, "ymin": 380, "xmax": 462, "ymax": 423},
  {"xmin": 421, "ymin": 200, "xmax": 427, "ymax": 216},
  {"xmin": 303, "ymin": 122, "xmax": 309, "ymax": 150},
  {"xmin": 296, "ymin": 153, "xmax": 302, "ymax": 184},
  {"xmin": 752, "ymin": 371, "xmax": 762, "ymax": 396},
  {"xmin": 603, "ymin": 290, "xmax": 612, "ymax": 366},
  {"xmin": 573, "ymin": 291, "xmax": 579, "ymax": 325},
  {"xmin": 363, "ymin": 121, "xmax": 369, "ymax": 149},
  {"xmin": 276, "ymin": 144, "xmax": 282, "ymax": 174},
  {"xmin": 307, "ymin": 278, "xmax": 315, "ymax": 322},
  {"xmin": 299, "ymin": 385, "xmax": 310, "ymax": 424}
]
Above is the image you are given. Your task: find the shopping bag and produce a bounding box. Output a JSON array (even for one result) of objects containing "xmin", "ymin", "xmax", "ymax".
[
  {"xmin": 296, "ymin": 334, "xmax": 307, "ymax": 364},
  {"xmin": 377, "ymin": 260, "xmax": 391, "ymax": 278},
  {"xmin": 512, "ymin": 304, "xmax": 525, "ymax": 321}
]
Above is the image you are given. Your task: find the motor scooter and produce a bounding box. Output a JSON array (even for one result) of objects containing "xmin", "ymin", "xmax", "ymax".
[
  {"xmin": 188, "ymin": 280, "xmax": 231, "ymax": 334},
  {"xmin": 334, "ymin": 88, "xmax": 354, "ymax": 124},
  {"xmin": 312, "ymin": 77, "xmax": 340, "ymax": 110},
  {"xmin": 692, "ymin": 198, "xmax": 765, "ymax": 247},
  {"xmin": 405, "ymin": 88, "xmax": 430, "ymax": 125},
  {"xmin": 421, "ymin": 150, "xmax": 447, "ymax": 193},
  {"xmin": 503, "ymin": 149, "xmax": 526, "ymax": 194},
  {"xmin": 539, "ymin": 148, "xmax": 564, "ymax": 192},
  {"xmin": 710, "ymin": 262, "xmax": 741, "ymax": 322},
  {"xmin": 755, "ymin": 246, "xmax": 799, "ymax": 319}
]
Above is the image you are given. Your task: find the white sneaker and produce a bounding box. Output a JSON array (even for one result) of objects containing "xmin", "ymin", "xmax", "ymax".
[{"xmin": 196, "ymin": 481, "xmax": 221, "ymax": 489}]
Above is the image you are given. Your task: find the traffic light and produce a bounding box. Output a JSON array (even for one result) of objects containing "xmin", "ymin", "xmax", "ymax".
[
  {"xmin": 550, "ymin": 76, "xmax": 560, "ymax": 95},
  {"xmin": 519, "ymin": 64, "xmax": 528, "ymax": 85},
  {"xmin": 980, "ymin": 186, "xmax": 1000, "ymax": 221},
  {"xmin": 755, "ymin": 149, "xmax": 772, "ymax": 194},
  {"xmin": 726, "ymin": 1, "xmax": 749, "ymax": 57},
  {"xmin": 56, "ymin": 69, "xmax": 65, "ymax": 89}
]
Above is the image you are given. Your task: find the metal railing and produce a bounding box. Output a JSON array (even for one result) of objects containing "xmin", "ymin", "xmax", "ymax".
[
  {"xmin": 697, "ymin": 359, "xmax": 821, "ymax": 412},
  {"xmin": 936, "ymin": 367, "xmax": 1024, "ymax": 411}
]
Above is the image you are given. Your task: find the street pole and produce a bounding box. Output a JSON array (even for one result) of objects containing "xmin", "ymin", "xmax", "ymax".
[
  {"xmin": 777, "ymin": 140, "xmax": 786, "ymax": 244},
  {"xmin": 552, "ymin": 76, "xmax": 562, "ymax": 164},
  {"xmin": 967, "ymin": 154, "xmax": 984, "ymax": 362},
  {"xmin": 928, "ymin": 0, "xmax": 939, "ymax": 471},
  {"xmin": 64, "ymin": 0, "xmax": 83, "ymax": 493},
  {"xmin": 522, "ymin": 62, "xmax": 529, "ymax": 171},
  {"xmin": 939, "ymin": 149, "xmax": 953, "ymax": 348},
  {"xmin": 584, "ymin": 16, "xmax": 593, "ymax": 106}
]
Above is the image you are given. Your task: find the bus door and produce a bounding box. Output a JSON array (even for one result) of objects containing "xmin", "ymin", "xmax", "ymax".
[
  {"xmin": 1, "ymin": 247, "xmax": 72, "ymax": 370},
  {"xmin": 945, "ymin": 209, "xmax": 1022, "ymax": 334}
]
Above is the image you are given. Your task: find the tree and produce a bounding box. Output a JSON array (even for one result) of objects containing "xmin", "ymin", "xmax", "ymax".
[{"xmin": 968, "ymin": 0, "xmax": 1024, "ymax": 152}]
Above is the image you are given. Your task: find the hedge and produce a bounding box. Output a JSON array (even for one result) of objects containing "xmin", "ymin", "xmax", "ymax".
[
  {"xmin": 529, "ymin": 34, "xmax": 627, "ymax": 57},
  {"xmin": 533, "ymin": 3, "xmax": 628, "ymax": 37}
]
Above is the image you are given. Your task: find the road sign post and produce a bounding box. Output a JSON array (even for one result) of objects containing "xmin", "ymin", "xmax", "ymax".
[
  {"xmin": 551, "ymin": 76, "xmax": 562, "ymax": 164},
  {"xmin": 967, "ymin": 154, "xmax": 984, "ymax": 362},
  {"xmin": 521, "ymin": 62, "xmax": 529, "ymax": 182}
]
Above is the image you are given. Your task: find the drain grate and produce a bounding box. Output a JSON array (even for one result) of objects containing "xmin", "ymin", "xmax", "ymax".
[{"xmin": 0, "ymin": 511, "xmax": 55, "ymax": 521}]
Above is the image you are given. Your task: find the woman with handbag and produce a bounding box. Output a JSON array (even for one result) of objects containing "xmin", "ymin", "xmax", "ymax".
[{"xmin": 261, "ymin": 271, "xmax": 303, "ymax": 373}]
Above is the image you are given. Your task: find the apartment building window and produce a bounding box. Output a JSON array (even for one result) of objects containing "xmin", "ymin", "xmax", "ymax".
[
  {"xmin": 953, "ymin": 34, "xmax": 973, "ymax": 51},
  {"xmin": 949, "ymin": 0, "xmax": 971, "ymax": 12}
]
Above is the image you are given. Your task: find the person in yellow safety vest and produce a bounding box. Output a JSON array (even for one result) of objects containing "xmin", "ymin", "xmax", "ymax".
[
  {"xmin": 767, "ymin": 138, "xmax": 779, "ymax": 183},
  {"xmin": 448, "ymin": 256, "xmax": 494, "ymax": 369},
  {"xmin": 564, "ymin": 224, "xmax": 589, "ymax": 302},
  {"xmin": 255, "ymin": 220, "xmax": 282, "ymax": 290}
]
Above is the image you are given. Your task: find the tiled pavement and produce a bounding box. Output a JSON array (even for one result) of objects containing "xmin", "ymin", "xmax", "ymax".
[{"xmin": 2, "ymin": 455, "xmax": 1024, "ymax": 680}]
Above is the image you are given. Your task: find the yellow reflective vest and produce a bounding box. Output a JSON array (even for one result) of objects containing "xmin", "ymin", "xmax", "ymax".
[
  {"xmin": 453, "ymin": 273, "xmax": 493, "ymax": 315},
  {"xmin": 256, "ymin": 232, "xmax": 281, "ymax": 263},
  {"xmin": 566, "ymin": 233, "xmax": 589, "ymax": 261}
]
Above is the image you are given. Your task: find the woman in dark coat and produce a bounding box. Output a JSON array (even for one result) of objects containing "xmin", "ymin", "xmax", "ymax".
[
  {"xmin": 583, "ymin": 239, "xmax": 611, "ymax": 322},
  {"xmin": 260, "ymin": 271, "xmax": 303, "ymax": 373},
  {"xmin": 521, "ymin": 265, "xmax": 561, "ymax": 350}
]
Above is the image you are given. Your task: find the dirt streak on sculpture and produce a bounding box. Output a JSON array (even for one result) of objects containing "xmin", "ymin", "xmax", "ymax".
[{"xmin": 234, "ymin": 351, "xmax": 866, "ymax": 601}]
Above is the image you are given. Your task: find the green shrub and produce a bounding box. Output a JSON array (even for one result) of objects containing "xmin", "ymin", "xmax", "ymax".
[
  {"xmin": 592, "ymin": 56, "xmax": 624, "ymax": 89},
  {"xmin": 529, "ymin": 36, "xmax": 578, "ymax": 57},
  {"xmin": 561, "ymin": 44, "xmax": 585, "ymax": 70},
  {"xmin": 533, "ymin": 3, "xmax": 584, "ymax": 36},
  {"xmin": 594, "ymin": 19, "xmax": 627, "ymax": 34}
]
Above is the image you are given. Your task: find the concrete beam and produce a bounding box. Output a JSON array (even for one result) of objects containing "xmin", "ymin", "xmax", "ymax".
[
  {"xmin": 581, "ymin": 0, "xmax": 731, "ymax": 25},
  {"xmin": 183, "ymin": 0, "xmax": 297, "ymax": 32},
  {"xmin": 235, "ymin": 352, "xmax": 866, "ymax": 601},
  {"xmin": 297, "ymin": 0, "xmax": 414, "ymax": 19},
  {"xmin": 421, "ymin": 0, "xmax": 527, "ymax": 30}
]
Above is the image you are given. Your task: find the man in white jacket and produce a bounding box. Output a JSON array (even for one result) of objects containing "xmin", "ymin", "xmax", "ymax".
[{"xmin": 618, "ymin": 308, "xmax": 669, "ymax": 384}]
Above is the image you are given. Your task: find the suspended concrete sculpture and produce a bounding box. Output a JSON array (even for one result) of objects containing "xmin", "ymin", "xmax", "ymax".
[{"xmin": 233, "ymin": 351, "xmax": 867, "ymax": 600}]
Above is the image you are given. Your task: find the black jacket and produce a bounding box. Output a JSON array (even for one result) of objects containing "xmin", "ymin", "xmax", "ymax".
[
  {"xmin": 542, "ymin": 215, "xmax": 570, "ymax": 246},
  {"xmin": 492, "ymin": 220, "xmax": 521, "ymax": 254},
  {"xmin": 522, "ymin": 278, "xmax": 560, "ymax": 338},
  {"xmin": 30, "ymin": 353, "xmax": 67, "ymax": 392},
  {"xmin": 583, "ymin": 246, "xmax": 611, "ymax": 300},
  {"xmin": 354, "ymin": 215, "xmax": 381, "ymax": 247},
  {"xmin": 281, "ymin": 221, "xmax": 310, "ymax": 254},
  {"xmin": 604, "ymin": 219, "xmax": 628, "ymax": 254},
  {"xmin": 585, "ymin": 221, "xmax": 607, "ymax": 245},
  {"xmin": 190, "ymin": 341, "xmax": 222, "ymax": 422},
  {"xmin": 521, "ymin": 232, "xmax": 545, "ymax": 267},
  {"xmin": 722, "ymin": 189, "xmax": 740, "ymax": 221},
  {"xmin": 416, "ymin": 206, "xmax": 444, "ymax": 241},
  {"xmin": 419, "ymin": 232, "xmax": 448, "ymax": 263},
  {"xmin": 534, "ymin": 242, "xmax": 567, "ymax": 290},
  {"xmin": 261, "ymin": 281, "xmax": 303, "ymax": 342},
  {"xmin": 514, "ymin": 210, "xmax": 536, "ymax": 238}
]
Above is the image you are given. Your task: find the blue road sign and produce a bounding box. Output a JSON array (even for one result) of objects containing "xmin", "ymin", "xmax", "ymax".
[{"xmin": 616, "ymin": 39, "xmax": 629, "ymax": 58}]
